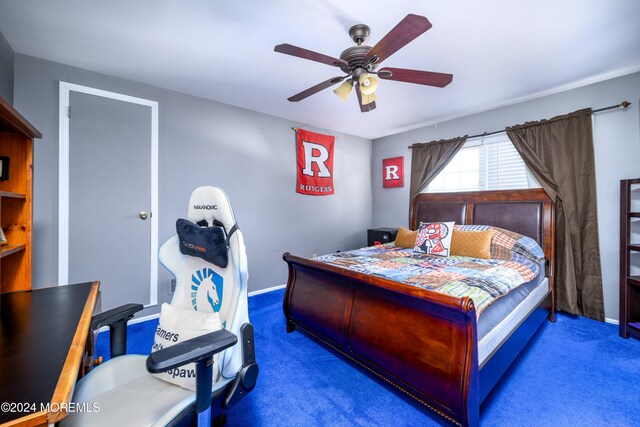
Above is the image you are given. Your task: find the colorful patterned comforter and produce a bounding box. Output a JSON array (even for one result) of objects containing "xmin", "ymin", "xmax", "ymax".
[{"xmin": 316, "ymin": 243, "xmax": 541, "ymax": 317}]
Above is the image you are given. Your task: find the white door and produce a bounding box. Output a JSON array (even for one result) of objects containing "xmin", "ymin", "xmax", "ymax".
[{"xmin": 60, "ymin": 84, "xmax": 158, "ymax": 310}]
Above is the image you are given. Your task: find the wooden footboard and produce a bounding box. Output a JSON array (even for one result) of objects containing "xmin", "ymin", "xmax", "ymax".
[{"xmin": 283, "ymin": 253, "xmax": 480, "ymax": 426}]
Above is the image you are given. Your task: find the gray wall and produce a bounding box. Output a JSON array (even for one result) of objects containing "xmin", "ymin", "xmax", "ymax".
[
  {"xmin": 14, "ymin": 54, "xmax": 372, "ymax": 315},
  {"xmin": 372, "ymin": 72, "xmax": 640, "ymax": 321},
  {"xmin": 0, "ymin": 31, "xmax": 13, "ymax": 104}
]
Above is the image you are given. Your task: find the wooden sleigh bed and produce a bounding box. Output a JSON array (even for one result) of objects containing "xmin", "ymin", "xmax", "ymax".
[{"xmin": 282, "ymin": 189, "xmax": 555, "ymax": 426}]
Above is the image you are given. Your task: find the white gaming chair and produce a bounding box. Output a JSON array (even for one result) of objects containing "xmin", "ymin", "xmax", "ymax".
[{"xmin": 62, "ymin": 186, "xmax": 258, "ymax": 427}]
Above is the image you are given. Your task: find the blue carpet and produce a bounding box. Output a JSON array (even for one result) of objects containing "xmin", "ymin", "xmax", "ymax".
[{"xmin": 96, "ymin": 289, "xmax": 640, "ymax": 426}]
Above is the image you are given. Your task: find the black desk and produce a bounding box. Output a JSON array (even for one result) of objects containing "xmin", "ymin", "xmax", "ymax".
[{"xmin": 0, "ymin": 282, "xmax": 99, "ymax": 426}]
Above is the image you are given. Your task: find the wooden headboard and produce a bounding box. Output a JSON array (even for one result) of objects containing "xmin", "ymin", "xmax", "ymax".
[{"xmin": 411, "ymin": 189, "xmax": 555, "ymax": 266}]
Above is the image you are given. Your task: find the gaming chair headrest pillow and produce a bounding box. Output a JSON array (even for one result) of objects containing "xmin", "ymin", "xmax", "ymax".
[{"xmin": 176, "ymin": 218, "xmax": 237, "ymax": 268}]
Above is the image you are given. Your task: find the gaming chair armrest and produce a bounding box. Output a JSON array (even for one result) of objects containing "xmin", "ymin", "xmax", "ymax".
[
  {"xmin": 91, "ymin": 303, "xmax": 144, "ymax": 358},
  {"xmin": 91, "ymin": 303, "xmax": 144, "ymax": 330},
  {"xmin": 146, "ymin": 329, "xmax": 238, "ymax": 373},
  {"xmin": 146, "ymin": 329, "xmax": 238, "ymax": 423}
]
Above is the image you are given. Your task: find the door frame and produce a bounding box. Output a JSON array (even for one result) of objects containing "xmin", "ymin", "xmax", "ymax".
[{"xmin": 58, "ymin": 82, "xmax": 159, "ymax": 307}]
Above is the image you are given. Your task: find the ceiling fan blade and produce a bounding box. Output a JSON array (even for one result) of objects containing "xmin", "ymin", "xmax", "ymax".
[
  {"xmin": 287, "ymin": 76, "xmax": 346, "ymax": 102},
  {"xmin": 355, "ymin": 84, "xmax": 376, "ymax": 112},
  {"xmin": 364, "ymin": 14, "xmax": 432, "ymax": 64},
  {"xmin": 275, "ymin": 43, "xmax": 348, "ymax": 68},
  {"xmin": 377, "ymin": 67, "xmax": 453, "ymax": 87}
]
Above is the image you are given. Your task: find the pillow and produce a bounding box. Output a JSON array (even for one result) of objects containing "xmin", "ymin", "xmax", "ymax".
[
  {"xmin": 394, "ymin": 226, "xmax": 418, "ymax": 248},
  {"xmin": 414, "ymin": 222, "xmax": 455, "ymax": 257},
  {"xmin": 489, "ymin": 226, "xmax": 544, "ymax": 263},
  {"xmin": 454, "ymin": 224, "xmax": 545, "ymax": 263},
  {"xmin": 450, "ymin": 229, "xmax": 493, "ymax": 259},
  {"xmin": 176, "ymin": 218, "xmax": 237, "ymax": 268},
  {"xmin": 151, "ymin": 303, "xmax": 223, "ymax": 391}
]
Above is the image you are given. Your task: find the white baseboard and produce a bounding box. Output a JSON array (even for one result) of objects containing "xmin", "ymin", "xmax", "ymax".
[
  {"xmin": 605, "ymin": 317, "xmax": 619, "ymax": 325},
  {"xmin": 96, "ymin": 312, "xmax": 160, "ymax": 333},
  {"xmin": 129, "ymin": 313, "xmax": 161, "ymax": 324},
  {"xmin": 97, "ymin": 285, "xmax": 286, "ymax": 333},
  {"xmin": 249, "ymin": 284, "xmax": 286, "ymax": 297}
]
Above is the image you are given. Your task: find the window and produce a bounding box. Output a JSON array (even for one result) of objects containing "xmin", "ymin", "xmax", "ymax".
[{"xmin": 426, "ymin": 134, "xmax": 540, "ymax": 193}]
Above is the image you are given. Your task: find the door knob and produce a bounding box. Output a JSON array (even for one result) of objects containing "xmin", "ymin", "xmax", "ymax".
[{"xmin": 139, "ymin": 211, "xmax": 150, "ymax": 220}]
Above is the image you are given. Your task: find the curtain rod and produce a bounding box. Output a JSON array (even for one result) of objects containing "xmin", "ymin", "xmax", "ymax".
[{"xmin": 408, "ymin": 101, "xmax": 631, "ymax": 149}]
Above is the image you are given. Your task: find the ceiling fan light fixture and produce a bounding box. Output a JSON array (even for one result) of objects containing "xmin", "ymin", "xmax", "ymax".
[
  {"xmin": 333, "ymin": 80, "xmax": 353, "ymax": 101},
  {"xmin": 360, "ymin": 91, "xmax": 377, "ymax": 105},
  {"xmin": 359, "ymin": 74, "xmax": 378, "ymax": 95}
]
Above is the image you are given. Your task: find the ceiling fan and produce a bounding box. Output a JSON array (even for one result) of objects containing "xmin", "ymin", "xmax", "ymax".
[{"xmin": 274, "ymin": 14, "xmax": 453, "ymax": 113}]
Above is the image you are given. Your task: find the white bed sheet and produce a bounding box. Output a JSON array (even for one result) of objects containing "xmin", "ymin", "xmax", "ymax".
[{"xmin": 478, "ymin": 278, "xmax": 549, "ymax": 366}]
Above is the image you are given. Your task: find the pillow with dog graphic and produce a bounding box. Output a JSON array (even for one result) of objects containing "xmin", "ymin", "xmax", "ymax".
[{"xmin": 151, "ymin": 303, "xmax": 223, "ymax": 390}]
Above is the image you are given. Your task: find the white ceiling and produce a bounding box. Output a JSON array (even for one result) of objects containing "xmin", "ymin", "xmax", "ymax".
[{"xmin": 1, "ymin": 0, "xmax": 639, "ymax": 139}]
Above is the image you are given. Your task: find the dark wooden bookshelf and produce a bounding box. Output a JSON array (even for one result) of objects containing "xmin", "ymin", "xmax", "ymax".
[{"xmin": 619, "ymin": 178, "xmax": 640, "ymax": 340}]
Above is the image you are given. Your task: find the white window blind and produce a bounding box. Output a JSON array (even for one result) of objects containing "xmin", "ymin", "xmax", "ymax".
[
  {"xmin": 482, "ymin": 139, "xmax": 530, "ymax": 190},
  {"xmin": 425, "ymin": 134, "xmax": 539, "ymax": 193}
]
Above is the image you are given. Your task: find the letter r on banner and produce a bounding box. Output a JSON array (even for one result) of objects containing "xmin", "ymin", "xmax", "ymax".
[
  {"xmin": 302, "ymin": 141, "xmax": 331, "ymax": 177},
  {"xmin": 385, "ymin": 165, "xmax": 399, "ymax": 180}
]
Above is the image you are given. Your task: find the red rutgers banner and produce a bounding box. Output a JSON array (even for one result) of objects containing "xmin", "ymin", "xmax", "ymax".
[{"xmin": 296, "ymin": 129, "xmax": 335, "ymax": 196}]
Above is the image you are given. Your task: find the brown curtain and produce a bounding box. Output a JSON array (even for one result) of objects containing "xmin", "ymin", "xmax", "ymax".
[
  {"xmin": 506, "ymin": 108, "xmax": 604, "ymax": 321},
  {"xmin": 409, "ymin": 136, "xmax": 467, "ymax": 203}
]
